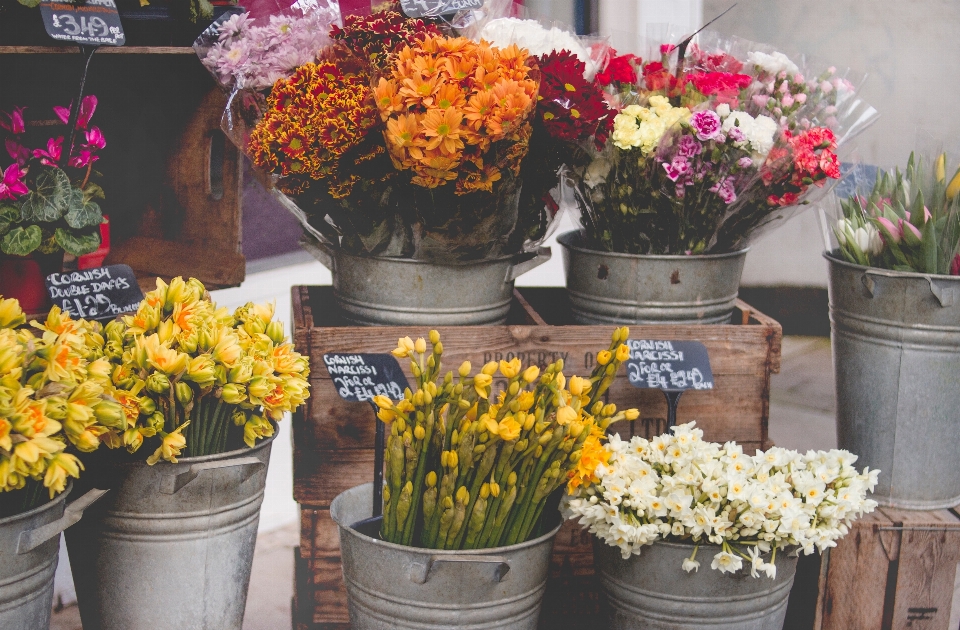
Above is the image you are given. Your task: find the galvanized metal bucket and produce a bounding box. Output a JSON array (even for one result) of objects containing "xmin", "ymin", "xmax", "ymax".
[
  {"xmin": 558, "ymin": 231, "xmax": 748, "ymax": 325},
  {"xmin": 65, "ymin": 433, "xmax": 275, "ymax": 630},
  {"xmin": 0, "ymin": 483, "xmax": 105, "ymax": 630},
  {"xmin": 594, "ymin": 539, "xmax": 798, "ymax": 630},
  {"xmin": 301, "ymin": 238, "xmax": 551, "ymax": 326},
  {"xmin": 827, "ymin": 253, "xmax": 960, "ymax": 509},
  {"xmin": 330, "ymin": 483, "xmax": 560, "ymax": 630}
]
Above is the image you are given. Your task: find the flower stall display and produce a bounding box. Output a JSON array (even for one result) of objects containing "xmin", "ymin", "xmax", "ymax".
[
  {"xmin": 328, "ymin": 327, "xmax": 639, "ymax": 630},
  {"xmin": 826, "ymin": 150, "xmax": 960, "ymax": 509},
  {"xmin": 563, "ymin": 422, "xmax": 879, "ymax": 628},
  {"xmin": 0, "ymin": 296, "xmax": 120, "ymax": 630},
  {"xmin": 63, "ymin": 277, "xmax": 312, "ymax": 630},
  {"xmin": 0, "ymin": 98, "xmax": 108, "ymax": 311}
]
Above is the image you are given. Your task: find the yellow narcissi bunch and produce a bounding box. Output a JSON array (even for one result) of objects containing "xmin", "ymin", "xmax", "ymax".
[
  {"xmin": 375, "ymin": 34, "xmax": 539, "ymax": 191},
  {"xmin": 374, "ymin": 327, "xmax": 637, "ymax": 550},
  {"xmin": 0, "ymin": 297, "xmax": 124, "ymax": 505},
  {"xmin": 100, "ymin": 277, "xmax": 310, "ymax": 464}
]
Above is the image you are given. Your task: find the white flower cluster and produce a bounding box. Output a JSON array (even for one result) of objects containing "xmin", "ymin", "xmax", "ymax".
[
  {"xmin": 835, "ymin": 218, "xmax": 883, "ymax": 256},
  {"xmin": 747, "ymin": 51, "xmax": 800, "ymax": 77},
  {"xmin": 716, "ymin": 103, "xmax": 779, "ymax": 158},
  {"xmin": 478, "ymin": 17, "xmax": 600, "ymax": 79},
  {"xmin": 611, "ymin": 96, "xmax": 690, "ymax": 155},
  {"xmin": 562, "ymin": 423, "xmax": 879, "ymax": 578}
]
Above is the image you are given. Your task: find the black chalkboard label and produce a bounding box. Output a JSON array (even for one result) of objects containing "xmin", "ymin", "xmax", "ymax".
[
  {"xmin": 399, "ymin": 0, "xmax": 482, "ymax": 18},
  {"xmin": 624, "ymin": 339, "xmax": 714, "ymax": 392},
  {"xmin": 45, "ymin": 264, "xmax": 143, "ymax": 321},
  {"xmin": 40, "ymin": 0, "xmax": 126, "ymax": 46},
  {"xmin": 323, "ymin": 353, "xmax": 410, "ymax": 403}
]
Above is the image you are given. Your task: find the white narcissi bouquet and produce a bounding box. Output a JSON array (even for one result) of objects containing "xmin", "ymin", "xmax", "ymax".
[{"xmin": 562, "ymin": 422, "xmax": 879, "ymax": 578}]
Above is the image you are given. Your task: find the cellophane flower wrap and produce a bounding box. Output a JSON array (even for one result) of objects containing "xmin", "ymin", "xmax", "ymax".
[
  {"xmin": 563, "ymin": 422, "xmax": 879, "ymax": 578},
  {"xmin": 0, "ymin": 297, "xmax": 124, "ymax": 517},
  {"xmin": 371, "ymin": 327, "xmax": 639, "ymax": 549},
  {"xmin": 833, "ymin": 151, "xmax": 960, "ymax": 275},
  {"xmin": 96, "ymin": 277, "xmax": 310, "ymax": 464},
  {"xmin": 567, "ymin": 34, "xmax": 877, "ymax": 254},
  {"xmin": 197, "ymin": 6, "xmax": 569, "ymax": 263}
]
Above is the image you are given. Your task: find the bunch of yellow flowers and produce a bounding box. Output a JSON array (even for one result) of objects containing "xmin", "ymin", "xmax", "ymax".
[
  {"xmin": 373, "ymin": 327, "xmax": 637, "ymax": 550},
  {"xmin": 0, "ymin": 296, "xmax": 124, "ymax": 516},
  {"xmin": 99, "ymin": 277, "xmax": 310, "ymax": 465}
]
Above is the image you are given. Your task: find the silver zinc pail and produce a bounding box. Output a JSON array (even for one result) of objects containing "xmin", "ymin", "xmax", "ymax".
[
  {"xmin": 65, "ymin": 432, "xmax": 275, "ymax": 630},
  {"xmin": 594, "ymin": 539, "xmax": 798, "ymax": 630},
  {"xmin": 827, "ymin": 253, "xmax": 960, "ymax": 509},
  {"xmin": 330, "ymin": 483, "xmax": 560, "ymax": 629},
  {"xmin": 558, "ymin": 231, "xmax": 747, "ymax": 325},
  {"xmin": 302, "ymin": 238, "xmax": 551, "ymax": 326}
]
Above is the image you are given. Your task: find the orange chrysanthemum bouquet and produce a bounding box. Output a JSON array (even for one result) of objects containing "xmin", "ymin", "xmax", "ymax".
[{"xmin": 198, "ymin": 6, "xmax": 554, "ymax": 263}]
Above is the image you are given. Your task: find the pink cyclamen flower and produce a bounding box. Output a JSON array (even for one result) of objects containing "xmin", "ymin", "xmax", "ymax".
[
  {"xmin": 690, "ymin": 111, "xmax": 722, "ymax": 141},
  {"xmin": 68, "ymin": 149, "xmax": 98, "ymax": 169},
  {"xmin": 0, "ymin": 163, "xmax": 28, "ymax": 200},
  {"xmin": 33, "ymin": 137, "xmax": 63, "ymax": 166},
  {"xmin": 5, "ymin": 139, "xmax": 29, "ymax": 166},
  {"xmin": 0, "ymin": 107, "xmax": 26, "ymax": 135},
  {"xmin": 53, "ymin": 95, "xmax": 98, "ymax": 130},
  {"xmin": 83, "ymin": 126, "xmax": 106, "ymax": 151}
]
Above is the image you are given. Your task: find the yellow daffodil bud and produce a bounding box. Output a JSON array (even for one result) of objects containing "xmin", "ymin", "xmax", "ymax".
[
  {"xmin": 396, "ymin": 417, "xmax": 407, "ymax": 433},
  {"xmin": 473, "ymin": 373, "xmax": 492, "ymax": 398},
  {"xmin": 423, "ymin": 390, "xmax": 433, "ymax": 405},
  {"xmin": 433, "ymin": 341, "xmax": 443, "ymax": 355},
  {"xmin": 602, "ymin": 403, "xmax": 617, "ymax": 416},
  {"xmin": 508, "ymin": 471, "xmax": 517, "ymax": 486},
  {"xmin": 377, "ymin": 408, "xmax": 396, "ymax": 423},
  {"xmin": 539, "ymin": 430, "xmax": 554, "ymax": 445},
  {"xmin": 123, "ymin": 428, "xmax": 144, "ymax": 453},
  {"xmin": 414, "ymin": 338, "xmax": 427, "ymax": 354},
  {"xmin": 522, "ymin": 366, "xmax": 540, "ymax": 383},
  {"xmin": 233, "ymin": 410, "xmax": 247, "ymax": 427},
  {"xmin": 414, "ymin": 425, "xmax": 426, "ymax": 440},
  {"xmin": 556, "ymin": 372, "xmax": 566, "ymax": 390},
  {"xmin": 447, "ymin": 450, "xmax": 458, "ymax": 469},
  {"xmin": 221, "ymin": 383, "xmax": 246, "ymax": 405},
  {"xmin": 481, "ymin": 361, "xmax": 498, "ymax": 376},
  {"xmin": 557, "ymin": 406, "xmax": 578, "ymax": 426},
  {"xmin": 455, "ymin": 486, "xmax": 469, "ymax": 504},
  {"xmin": 146, "ymin": 372, "xmax": 171, "ymax": 394},
  {"xmin": 458, "ymin": 361, "xmax": 472, "ymax": 378},
  {"xmin": 480, "ymin": 483, "xmax": 490, "ymax": 499},
  {"xmin": 426, "ymin": 471, "xmax": 438, "ymax": 487},
  {"xmin": 442, "ymin": 496, "xmax": 454, "ymax": 510},
  {"xmin": 569, "ymin": 421, "xmax": 584, "ymax": 438},
  {"xmin": 534, "ymin": 445, "xmax": 543, "ymax": 457},
  {"xmin": 497, "ymin": 417, "xmax": 521, "ymax": 441},
  {"xmin": 624, "ymin": 408, "xmax": 640, "ymax": 420},
  {"xmin": 499, "ymin": 358, "xmax": 521, "ymax": 379},
  {"xmin": 429, "ymin": 329, "xmax": 440, "ymax": 344},
  {"xmin": 489, "ymin": 482, "xmax": 500, "ymax": 498},
  {"xmin": 568, "ymin": 376, "xmax": 587, "ymax": 396},
  {"xmin": 458, "ymin": 398, "xmax": 471, "ymax": 410},
  {"xmin": 74, "ymin": 430, "xmax": 102, "ymax": 453},
  {"xmin": 616, "ymin": 344, "xmax": 630, "ymax": 362},
  {"xmin": 373, "ymin": 395, "xmax": 393, "ymax": 409},
  {"xmin": 175, "ymin": 382, "xmax": 194, "ymax": 405},
  {"xmin": 597, "ymin": 350, "xmax": 612, "ymax": 366},
  {"xmin": 266, "ymin": 320, "xmax": 285, "ymax": 345},
  {"xmin": 508, "ymin": 381, "xmax": 519, "ymax": 396}
]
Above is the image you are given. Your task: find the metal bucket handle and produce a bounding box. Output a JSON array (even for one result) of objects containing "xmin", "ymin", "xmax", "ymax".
[
  {"xmin": 408, "ymin": 554, "xmax": 510, "ymax": 584},
  {"xmin": 861, "ymin": 269, "xmax": 959, "ymax": 308},
  {"xmin": 299, "ymin": 236, "xmax": 336, "ymax": 273},
  {"xmin": 160, "ymin": 456, "xmax": 264, "ymax": 495},
  {"xmin": 505, "ymin": 247, "xmax": 552, "ymax": 282},
  {"xmin": 16, "ymin": 488, "xmax": 109, "ymax": 555}
]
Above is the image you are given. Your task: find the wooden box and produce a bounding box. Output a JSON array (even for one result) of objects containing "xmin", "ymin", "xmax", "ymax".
[
  {"xmin": 291, "ymin": 285, "xmax": 782, "ymax": 629},
  {"xmin": 803, "ymin": 506, "xmax": 960, "ymax": 630}
]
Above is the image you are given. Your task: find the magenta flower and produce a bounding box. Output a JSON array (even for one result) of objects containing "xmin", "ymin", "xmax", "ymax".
[
  {"xmin": 951, "ymin": 254, "xmax": 960, "ymax": 276},
  {"xmin": 0, "ymin": 107, "xmax": 26, "ymax": 135},
  {"xmin": 0, "ymin": 163, "xmax": 28, "ymax": 200},
  {"xmin": 876, "ymin": 216, "xmax": 901, "ymax": 243},
  {"xmin": 53, "ymin": 95, "xmax": 98, "ymax": 130},
  {"xmin": 68, "ymin": 149, "xmax": 98, "ymax": 169},
  {"xmin": 83, "ymin": 126, "xmax": 106, "ymax": 151},
  {"xmin": 663, "ymin": 155, "xmax": 691, "ymax": 182},
  {"xmin": 5, "ymin": 139, "xmax": 29, "ymax": 166},
  {"xmin": 33, "ymin": 137, "xmax": 63, "ymax": 166},
  {"xmin": 710, "ymin": 176, "xmax": 737, "ymax": 204},
  {"xmin": 690, "ymin": 111, "xmax": 722, "ymax": 141},
  {"xmin": 676, "ymin": 135, "xmax": 702, "ymax": 158}
]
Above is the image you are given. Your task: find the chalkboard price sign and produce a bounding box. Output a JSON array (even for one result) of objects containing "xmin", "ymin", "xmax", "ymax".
[
  {"xmin": 399, "ymin": 0, "xmax": 482, "ymax": 18},
  {"xmin": 323, "ymin": 353, "xmax": 410, "ymax": 404},
  {"xmin": 624, "ymin": 339, "xmax": 714, "ymax": 392},
  {"xmin": 45, "ymin": 264, "xmax": 143, "ymax": 321},
  {"xmin": 40, "ymin": 0, "xmax": 126, "ymax": 46}
]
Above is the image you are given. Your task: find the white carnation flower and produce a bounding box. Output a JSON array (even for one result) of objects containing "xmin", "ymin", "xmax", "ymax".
[
  {"xmin": 747, "ymin": 50, "xmax": 800, "ymax": 76},
  {"xmin": 478, "ymin": 17, "xmax": 599, "ymax": 79}
]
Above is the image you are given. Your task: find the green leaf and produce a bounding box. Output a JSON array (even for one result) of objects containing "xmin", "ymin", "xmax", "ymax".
[
  {"xmin": 20, "ymin": 168, "xmax": 72, "ymax": 223},
  {"xmin": 54, "ymin": 228, "xmax": 100, "ymax": 256},
  {"xmin": 1, "ymin": 225, "xmax": 42, "ymax": 256},
  {"xmin": 17, "ymin": 0, "xmax": 41, "ymax": 7},
  {"xmin": 65, "ymin": 199, "xmax": 102, "ymax": 230},
  {"xmin": 83, "ymin": 182, "xmax": 106, "ymax": 202},
  {"xmin": 920, "ymin": 219, "xmax": 938, "ymax": 274},
  {"xmin": 0, "ymin": 205, "xmax": 20, "ymax": 237}
]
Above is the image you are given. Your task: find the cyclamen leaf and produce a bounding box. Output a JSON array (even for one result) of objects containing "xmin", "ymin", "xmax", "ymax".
[
  {"xmin": 54, "ymin": 228, "xmax": 100, "ymax": 256},
  {"xmin": 65, "ymin": 200, "xmax": 103, "ymax": 230},
  {"xmin": 20, "ymin": 168, "xmax": 72, "ymax": 223},
  {"xmin": 0, "ymin": 205, "xmax": 20, "ymax": 236},
  {"xmin": 1, "ymin": 225, "xmax": 42, "ymax": 256},
  {"xmin": 83, "ymin": 182, "xmax": 106, "ymax": 202}
]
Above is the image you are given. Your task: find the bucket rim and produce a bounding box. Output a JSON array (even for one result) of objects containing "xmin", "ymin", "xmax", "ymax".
[
  {"xmin": 557, "ymin": 231, "xmax": 749, "ymax": 261},
  {"xmin": 318, "ymin": 240, "xmax": 537, "ymax": 269},
  {"xmin": 331, "ymin": 482, "xmax": 562, "ymax": 555},
  {"xmin": 824, "ymin": 250, "xmax": 960, "ymax": 282},
  {"xmin": 0, "ymin": 480, "xmax": 71, "ymax": 527}
]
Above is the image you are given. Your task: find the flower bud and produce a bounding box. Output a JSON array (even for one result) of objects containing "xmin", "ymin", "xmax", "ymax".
[
  {"xmin": 433, "ymin": 341, "xmax": 443, "ymax": 355},
  {"xmin": 442, "ymin": 496, "xmax": 454, "ymax": 510},
  {"xmin": 480, "ymin": 483, "xmax": 490, "ymax": 499},
  {"xmin": 429, "ymin": 330, "xmax": 441, "ymax": 344},
  {"xmin": 507, "ymin": 471, "xmax": 517, "ymax": 486},
  {"xmin": 139, "ymin": 397, "xmax": 156, "ymax": 416},
  {"xmin": 221, "ymin": 383, "xmax": 246, "ymax": 405},
  {"xmin": 481, "ymin": 361, "xmax": 498, "ymax": 376},
  {"xmin": 458, "ymin": 361, "xmax": 472, "ymax": 378},
  {"xmin": 146, "ymin": 372, "xmax": 171, "ymax": 394},
  {"xmin": 489, "ymin": 482, "xmax": 500, "ymax": 498},
  {"xmin": 522, "ymin": 366, "xmax": 540, "ymax": 383},
  {"xmin": 414, "ymin": 338, "xmax": 427, "ymax": 354},
  {"xmin": 455, "ymin": 486, "xmax": 469, "ymax": 504},
  {"xmin": 426, "ymin": 471, "xmax": 438, "ymax": 487},
  {"xmin": 624, "ymin": 408, "xmax": 640, "ymax": 420},
  {"xmin": 602, "ymin": 403, "xmax": 617, "ymax": 416},
  {"xmin": 175, "ymin": 382, "xmax": 194, "ymax": 405},
  {"xmin": 616, "ymin": 344, "xmax": 630, "ymax": 362},
  {"xmin": 597, "ymin": 350, "xmax": 612, "ymax": 366},
  {"xmin": 373, "ymin": 395, "xmax": 393, "ymax": 409},
  {"xmin": 266, "ymin": 320, "xmax": 285, "ymax": 345},
  {"xmin": 414, "ymin": 425, "xmax": 425, "ymax": 440}
]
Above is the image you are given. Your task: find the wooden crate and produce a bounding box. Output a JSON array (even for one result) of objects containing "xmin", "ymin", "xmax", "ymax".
[
  {"xmin": 291, "ymin": 285, "xmax": 782, "ymax": 628},
  {"xmin": 805, "ymin": 506, "xmax": 960, "ymax": 630}
]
